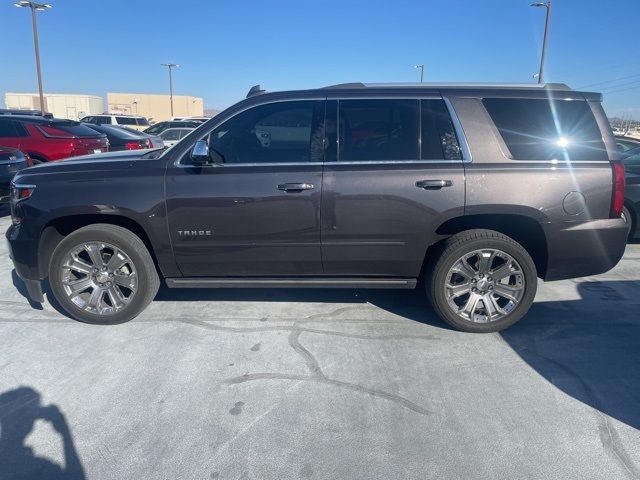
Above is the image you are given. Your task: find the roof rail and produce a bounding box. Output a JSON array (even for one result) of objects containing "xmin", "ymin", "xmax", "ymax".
[
  {"xmin": 247, "ymin": 85, "xmax": 267, "ymax": 98},
  {"xmin": 323, "ymin": 82, "xmax": 366, "ymax": 89},
  {"xmin": 322, "ymin": 82, "xmax": 572, "ymax": 90}
]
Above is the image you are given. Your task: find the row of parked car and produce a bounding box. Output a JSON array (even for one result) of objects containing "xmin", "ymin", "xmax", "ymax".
[{"xmin": 0, "ymin": 110, "xmax": 204, "ymax": 202}]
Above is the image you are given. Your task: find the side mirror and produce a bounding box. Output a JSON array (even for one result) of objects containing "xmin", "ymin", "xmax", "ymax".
[{"xmin": 191, "ymin": 140, "xmax": 210, "ymax": 165}]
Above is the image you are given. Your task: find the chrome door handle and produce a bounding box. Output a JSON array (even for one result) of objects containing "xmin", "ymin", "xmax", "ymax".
[
  {"xmin": 277, "ymin": 182, "xmax": 314, "ymax": 192},
  {"xmin": 416, "ymin": 179, "xmax": 453, "ymax": 190}
]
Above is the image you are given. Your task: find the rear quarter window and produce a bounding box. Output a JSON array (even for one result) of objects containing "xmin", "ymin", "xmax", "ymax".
[
  {"xmin": 47, "ymin": 121, "xmax": 103, "ymax": 137},
  {"xmin": 483, "ymin": 98, "xmax": 607, "ymax": 161},
  {"xmin": 116, "ymin": 117, "xmax": 137, "ymax": 126}
]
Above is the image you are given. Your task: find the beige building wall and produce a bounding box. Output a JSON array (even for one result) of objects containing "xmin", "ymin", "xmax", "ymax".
[
  {"xmin": 5, "ymin": 93, "xmax": 104, "ymax": 120},
  {"xmin": 107, "ymin": 93, "xmax": 204, "ymax": 123}
]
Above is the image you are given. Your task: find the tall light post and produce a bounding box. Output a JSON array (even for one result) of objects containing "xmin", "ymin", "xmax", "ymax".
[
  {"xmin": 531, "ymin": 1, "xmax": 552, "ymax": 84},
  {"xmin": 161, "ymin": 63, "xmax": 178, "ymax": 117},
  {"xmin": 14, "ymin": 1, "xmax": 52, "ymax": 115},
  {"xmin": 414, "ymin": 64, "xmax": 424, "ymax": 83}
]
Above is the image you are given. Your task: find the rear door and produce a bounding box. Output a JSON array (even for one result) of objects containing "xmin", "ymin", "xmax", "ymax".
[
  {"xmin": 321, "ymin": 97, "xmax": 466, "ymax": 277},
  {"xmin": 165, "ymin": 99, "xmax": 325, "ymax": 277}
]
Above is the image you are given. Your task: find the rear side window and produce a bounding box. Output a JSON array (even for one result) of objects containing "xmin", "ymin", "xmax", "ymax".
[
  {"xmin": 338, "ymin": 99, "xmax": 418, "ymax": 161},
  {"xmin": 42, "ymin": 121, "xmax": 102, "ymax": 137},
  {"xmin": 0, "ymin": 120, "xmax": 18, "ymax": 137},
  {"xmin": 483, "ymin": 98, "xmax": 607, "ymax": 161},
  {"xmin": 161, "ymin": 129, "xmax": 182, "ymax": 141},
  {"xmin": 116, "ymin": 117, "xmax": 137, "ymax": 126},
  {"xmin": 136, "ymin": 117, "xmax": 150, "ymax": 126},
  {"xmin": 95, "ymin": 116, "xmax": 112, "ymax": 125},
  {"xmin": 421, "ymin": 100, "xmax": 462, "ymax": 160}
]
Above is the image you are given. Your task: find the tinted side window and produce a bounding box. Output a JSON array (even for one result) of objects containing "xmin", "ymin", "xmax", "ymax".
[
  {"xmin": 96, "ymin": 116, "xmax": 112, "ymax": 125},
  {"xmin": 483, "ymin": 98, "xmax": 607, "ymax": 161},
  {"xmin": 162, "ymin": 130, "xmax": 182, "ymax": 141},
  {"xmin": 338, "ymin": 99, "xmax": 418, "ymax": 161},
  {"xmin": 13, "ymin": 122, "xmax": 28, "ymax": 136},
  {"xmin": 209, "ymin": 101, "xmax": 322, "ymax": 164},
  {"xmin": 136, "ymin": 117, "xmax": 150, "ymax": 126},
  {"xmin": 0, "ymin": 120, "xmax": 17, "ymax": 137},
  {"xmin": 421, "ymin": 99, "xmax": 462, "ymax": 160},
  {"xmin": 116, "ymin": 117, "xmax": 137, "ymax": 126}
]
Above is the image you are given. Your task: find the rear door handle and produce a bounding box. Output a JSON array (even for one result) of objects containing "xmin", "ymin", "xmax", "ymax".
[
  {"xmin": 416, "ymin": 179, "xmax": 453, "ymax": 190},
  {"xmin": 277, "ymin": 182, "xmax": 314, "ymax": 192}
]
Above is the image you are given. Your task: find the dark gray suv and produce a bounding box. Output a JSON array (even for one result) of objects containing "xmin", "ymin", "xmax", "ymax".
[{"xmin": 6, "ymin": 82, "xmax": 629, "ymax": 332}]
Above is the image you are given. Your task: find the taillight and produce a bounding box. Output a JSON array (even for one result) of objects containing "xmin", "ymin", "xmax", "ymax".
[
  {"xmin": 125, "ymin": 141, "xmax": 143, "ymax": 150},
  {"xmin": 610, "ymin": 161, "xmax": 625, "ymax": 218}
]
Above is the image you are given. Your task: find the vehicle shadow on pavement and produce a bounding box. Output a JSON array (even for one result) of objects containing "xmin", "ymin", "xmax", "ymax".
[
  {"xmin": 154, "ymin": 285, "xmax": 455, "ymax": 329},
  {"xmin": 502, "ymin": 280, "xmax": 640, "ymax": 432},
  {"xmin": 11, "ymin": 271, "xmax": 44, "ymax": 311},
  {"xmin": 0, "ymin": 386, "xmax": 86, "ymax": 479}
]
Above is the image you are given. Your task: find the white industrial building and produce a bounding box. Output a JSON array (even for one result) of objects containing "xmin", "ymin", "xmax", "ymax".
[{"xmin": 4, "ymin": 93, "xmax": 104, "ymax": 121}]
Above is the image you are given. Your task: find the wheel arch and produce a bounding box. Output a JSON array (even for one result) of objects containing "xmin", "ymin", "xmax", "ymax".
[
  {"xmin": 38, "ymin": 214, "xmax": 160, "ymax": 279},
  {"xmin": 428, "ymin": 214, "xmax": 549, "ymax": 278}
]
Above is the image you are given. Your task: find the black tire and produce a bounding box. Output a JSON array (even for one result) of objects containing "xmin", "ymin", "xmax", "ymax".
[
  {"xmin": 425, "ymin": 229, "xmax": 537, "ymax": 333},
  {"xmin": 48, "ymin": 224, "xmax": 159, "ymax": 324},
  {"xmin": 622, "ymin": 205, "xmax": 635, "ymax": 241}
]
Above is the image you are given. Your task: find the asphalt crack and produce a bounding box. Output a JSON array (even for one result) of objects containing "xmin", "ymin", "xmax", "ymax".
[{"xmin": 179, "ymin": 315, "xmax": 433, "ymax": 416}]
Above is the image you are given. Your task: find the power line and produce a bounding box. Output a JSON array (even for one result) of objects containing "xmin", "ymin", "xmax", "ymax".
[
  {"xmin": 602, "ymin": 84, "xmax": 640, "ymax": 95},
  {"xmin": 577, "ymin": 72, "xmax": 640, "ymax": 90},
  {"xmin": 599, "ymin": 79, "xmax": 640, "ymax": 92}
]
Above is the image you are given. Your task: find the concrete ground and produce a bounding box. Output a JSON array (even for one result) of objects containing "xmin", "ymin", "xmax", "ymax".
[{"xmin": 0, "ymin": 212, "xmax": 638, "ymax": 480}]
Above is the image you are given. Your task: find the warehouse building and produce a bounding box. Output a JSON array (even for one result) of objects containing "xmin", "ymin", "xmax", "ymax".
[
  {"xmin": 107, "ymin": 93, "xmax": 204, "ymax": 123},
  {"xmin": 4, "ymin": 92, "xmax": 104, "ymax": 121}
]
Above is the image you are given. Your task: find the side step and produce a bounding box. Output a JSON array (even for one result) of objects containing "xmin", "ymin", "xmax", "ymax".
[{"xmin": 165, "ymin": 277, "xmax": 417, "ymax": 289}]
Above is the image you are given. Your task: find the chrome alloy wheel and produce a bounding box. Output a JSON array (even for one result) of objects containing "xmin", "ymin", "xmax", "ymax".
[
  {"xmin": 444, "ymin": 248, "xmax": 525, "ymax": 323},
  {"xmin": 60, "ymin": 242, "xmax": 138, "ymax": 316}
]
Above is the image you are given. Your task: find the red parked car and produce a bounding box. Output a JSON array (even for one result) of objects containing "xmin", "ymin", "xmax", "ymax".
[{"xmin": 0, "ymin": 115, "xmax": 108, "ymax": 163}]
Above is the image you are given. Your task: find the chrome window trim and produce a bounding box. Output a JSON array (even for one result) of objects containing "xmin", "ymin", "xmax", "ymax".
[
  {"xmin": 327, "ymin": 160, "xmax": 465, "ymax": 165},
  {"xmin": 443, "ymin": 97, "xmax": 472, "ymax": 163},
  {"xmin": 176, "ymin": 162, "xmax": 324, "ymax": 169}
]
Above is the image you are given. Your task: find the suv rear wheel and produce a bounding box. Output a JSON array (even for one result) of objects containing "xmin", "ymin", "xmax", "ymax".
[
  {"xmin": 426, "ymin": 229, "xmax": 537, "ymax": 333},
  {"xmin": 48, "ymin": 224, "xmax": 159, "ymax": 324}
]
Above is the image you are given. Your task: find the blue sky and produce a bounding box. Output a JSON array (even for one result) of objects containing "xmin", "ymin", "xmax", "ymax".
[{"xmin": 2, "ymin": 0, "xmax": 639, "ymax": 118}]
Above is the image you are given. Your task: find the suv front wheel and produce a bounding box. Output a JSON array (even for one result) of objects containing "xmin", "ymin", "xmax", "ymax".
[
  {"xmin": 49, "ymin": 224, "xmax": 160, "ymax": 324},
  {"xmin": 426, "ymin": 229, "xmax": 537, "ymax": 333}
]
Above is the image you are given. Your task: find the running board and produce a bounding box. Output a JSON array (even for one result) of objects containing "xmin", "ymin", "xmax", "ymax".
[{"xmin": 165, "ymin": 277, "xmax": 417, "ymax": 289}]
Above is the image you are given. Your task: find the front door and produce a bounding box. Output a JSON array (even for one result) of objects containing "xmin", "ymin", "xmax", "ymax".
[
  {"xmin": 321, "ymin": 97, "xmax": 466, "ymax": 277},
  {"xmin": 166, "ymin": 99, "xmax": 325, "ymax": 277}
]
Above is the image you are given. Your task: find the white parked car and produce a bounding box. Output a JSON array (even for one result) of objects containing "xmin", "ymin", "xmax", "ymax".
[
  {"xmin": 159, "ymin": 127, "xmax": 194, "ymax": 147},
  {"xmin": 80, "ymin": 115, "xmax": 151, "ymax": 131}
]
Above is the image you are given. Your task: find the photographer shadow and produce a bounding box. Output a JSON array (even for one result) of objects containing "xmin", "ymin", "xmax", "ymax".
[{"xmin": 0, "ymin": 386, "xmax": 85, "ymax": 480}]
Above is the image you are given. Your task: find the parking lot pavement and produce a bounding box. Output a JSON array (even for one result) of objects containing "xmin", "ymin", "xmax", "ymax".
[{"xmin": 0, "ymin": 214, "xmax": 638, "ymax": 480}]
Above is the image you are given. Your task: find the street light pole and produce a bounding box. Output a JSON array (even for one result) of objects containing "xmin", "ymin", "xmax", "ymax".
[
  {"xmin": 414, "ymin": 64, "xmax": 424, "ymax": 83},
  {"xmin": 531, "ymin": 1, "xmax": 552, "ymax": 84},
  {"xmin": 161, "ymin": 63, "xmax": 178, "ymax": 117},
  {"xmin": 14, "ymin": 1, "xmax": 52, "ymax": 116}
]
